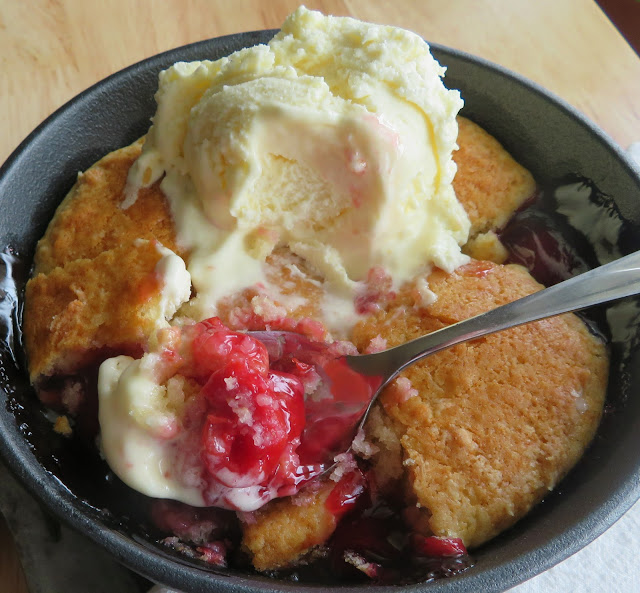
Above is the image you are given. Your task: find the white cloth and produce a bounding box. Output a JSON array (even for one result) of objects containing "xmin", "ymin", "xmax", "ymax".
[
  {"xmin": 510, "ymin": 498, "xmax": 640, "ymax": 592},
  {"xmin": 627, "ymin": 142, "xmax": 640, "ymax": 168}
]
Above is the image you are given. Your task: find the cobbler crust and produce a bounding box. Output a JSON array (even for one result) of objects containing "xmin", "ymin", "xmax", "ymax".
[
  {"xmin": 23, "ymin": 117, "xmax": 606, "ymax": 570},
  {"xmin": 25, "ymin": 240, "xmax": 165, "ymax": 379}
]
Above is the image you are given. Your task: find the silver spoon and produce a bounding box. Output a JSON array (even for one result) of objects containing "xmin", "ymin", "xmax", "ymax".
[{"xmin": 252, "ymin": 250, "xmax": 640, "ymax": 469}]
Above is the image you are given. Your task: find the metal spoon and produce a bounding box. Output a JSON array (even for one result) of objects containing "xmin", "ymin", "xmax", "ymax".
[{"xmin": 252, "ymin": 250, "xmax": 640, "ymax": 469}]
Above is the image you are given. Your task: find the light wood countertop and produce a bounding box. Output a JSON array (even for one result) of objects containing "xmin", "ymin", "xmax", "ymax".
[{"xmin": 1, "ymin": 1, "xmax": 639, "ymax": 591}]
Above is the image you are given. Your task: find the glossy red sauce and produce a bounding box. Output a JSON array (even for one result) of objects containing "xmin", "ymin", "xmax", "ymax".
[
  {"xmin": 324, "ymin": 468, "xmax": 367, "ymax": 517},
  {"xmin": 192, "ymin": 319, "xmax": 308, "ymax": 493}
]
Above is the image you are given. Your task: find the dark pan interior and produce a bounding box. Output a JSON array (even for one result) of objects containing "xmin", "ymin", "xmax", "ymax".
[{"xmin": 1, "ymin": 30, "xmax": 640, "ymax": 593}]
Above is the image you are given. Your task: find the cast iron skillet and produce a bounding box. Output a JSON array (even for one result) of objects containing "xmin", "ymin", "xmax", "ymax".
[{"xmin": 1, "ymin": 30, "xmax": 640, "ymax": 593}]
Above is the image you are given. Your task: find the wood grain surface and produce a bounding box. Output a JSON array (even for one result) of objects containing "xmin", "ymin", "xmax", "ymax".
[
  {"xmin": 1, "ymin": 1, "xmax": 639, "ymax": 591},
  {"xmin": 0, "ymin": 514, "xmax": 28, "ymax": 593}
]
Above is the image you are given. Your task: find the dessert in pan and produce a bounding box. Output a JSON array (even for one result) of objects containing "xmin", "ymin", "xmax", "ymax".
[{"xmin": 23, "ymin": 7, "xmax": 607, "ymax": 584}]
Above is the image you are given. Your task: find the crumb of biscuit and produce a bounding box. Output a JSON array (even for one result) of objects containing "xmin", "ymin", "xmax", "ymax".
[
  {"xmin": 250, "ymin": 294, "xmax": 288, "ymax": 321},
  {"xmin": 53, "ymin": 415, "xmax": 73, "ymax": 436},
  {"xmin": 330, "ymin": 453, "xmax": 358, "ymax": 482},
  {"xmin": 364, "ymin": 335, "xmax": 387, "ymax": 354},
  {"xmin": 462, "ymin": 230, "xmax": 509, "ymax": 264},
  {"xmin": 351, "ymin": 427, "xmax": 379, "ymax": 459},
  {"xmin": 60, "ymin": 379, "xmax": 84, "ymax": 415}
]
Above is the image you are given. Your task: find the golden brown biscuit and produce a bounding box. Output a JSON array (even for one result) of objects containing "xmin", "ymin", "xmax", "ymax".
[
  {"xmin": 25, "ymin": 139, "xmax": 186, "ymax": 382},
  {"xmin": 352, "ymin": 261, "xmax": 608, "ymax": 548},
  {"xmin": 241, "ymin": 482, "xmax": 336, "ymax": 571},
  {"xmin": 25, "ymin": 240, "xmax": 167, "ymax": 380},
  {"xmin": 454, "ymin": 116, "xmax": 536, "ymax": 238},
  {"xmin": 33, "ymin": 138, "xmax": 182, "ymax": 275}
]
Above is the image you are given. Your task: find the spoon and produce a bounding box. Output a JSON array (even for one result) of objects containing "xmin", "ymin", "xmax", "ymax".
[{"xmin": 251, "ymin": 250, "xmax": 640, "ymax": 470}]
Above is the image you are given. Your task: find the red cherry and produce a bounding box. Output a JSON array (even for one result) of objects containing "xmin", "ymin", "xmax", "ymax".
[
  {"xmin": 412, "ymin": 534, "xmax": 467, "ymax": 558},
  {"xmin": 325, "ymin": 468, "xmax": 367, "ymax": 517},
  {"xmin": 191, "ymin": 320, "xmax": 269, "ymax": 379},
  {"xmin": 297, "ymin": 414, "xmax": 355, "ymax": 464},
  {"xmin": 200, "ymin": 361, "xmax": 305, "ymax": 488}
]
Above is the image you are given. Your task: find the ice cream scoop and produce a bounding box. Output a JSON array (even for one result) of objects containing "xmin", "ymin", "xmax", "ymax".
[{"xmin": 123, "ymin": 6, "xmax": 470, "ymax": 328}]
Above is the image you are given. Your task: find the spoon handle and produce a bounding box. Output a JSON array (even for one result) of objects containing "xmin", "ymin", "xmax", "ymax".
[{"xmin": 348, "ymin": 250, "xmax": 640, "ymax": 382}]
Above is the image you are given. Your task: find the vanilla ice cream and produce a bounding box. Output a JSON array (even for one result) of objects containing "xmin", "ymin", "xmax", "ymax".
[{"xmin": 124, "ymin": 6, "xmax": 469, "ymax": 326}]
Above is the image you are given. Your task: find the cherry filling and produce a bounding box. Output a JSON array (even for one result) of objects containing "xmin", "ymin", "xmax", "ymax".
[
  {"xmin": 413, "ymin": 534, "xmax": 467, "ymax": 557},
  {"xmin": 296, "ymin": 356, "xmax": 382, "ymax": 465},
  {"xmin": 500, "ymin": 209, "xmax": 592, "ymax": 287},
  {"xmin": 185, "ymin": 319, "xmax": 310, "ymax": 497},
  {"xmin": 154, "ymin": 316, "xmax": 381, "ymax": 508},
  {"xmin": 191, "ymin": 317, "xmax": 271, "ymax": 379},
  {"xmin": 201, "ymin": 365, "xmax": 305, "ymax": 488},
  {"xmin": 325, "ymin": 495, "xmax": 472, "ymax": 584},
  {"xmin": 325, "ymin": 467, "xmax": 368, "ymax": 517},
  {"xmin": 239, "ymin": 328, "xmax": 382, "ymax": 467}
]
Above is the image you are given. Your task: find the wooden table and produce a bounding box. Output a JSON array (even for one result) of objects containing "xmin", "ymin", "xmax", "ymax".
[{"xmin": 1, "ymin": 1, "xmax": 639, "ymax": 591}]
